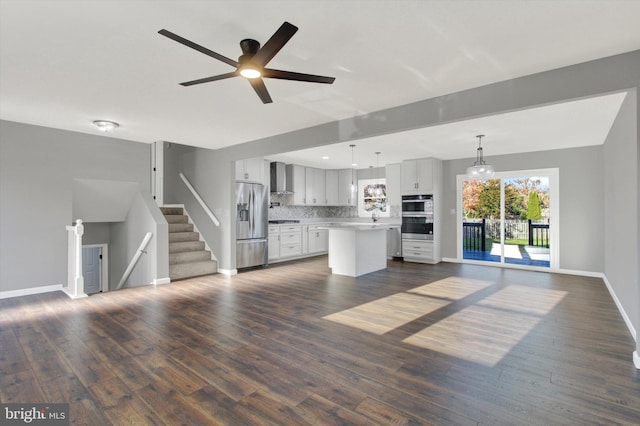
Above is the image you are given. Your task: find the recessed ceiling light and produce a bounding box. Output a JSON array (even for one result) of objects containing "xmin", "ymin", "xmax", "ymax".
[
  {"xmin": 92, "ymin": 120, "xmax": 119, "ymax": 132},
  {"xmin": 322, "ymin": 156, "xmax": 330, "ymax": 160}
]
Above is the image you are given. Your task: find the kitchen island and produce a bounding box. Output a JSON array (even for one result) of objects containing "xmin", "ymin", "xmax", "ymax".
[{"xmin": 319, "ymin": 223, "xmax": 401, "ymax": 277}]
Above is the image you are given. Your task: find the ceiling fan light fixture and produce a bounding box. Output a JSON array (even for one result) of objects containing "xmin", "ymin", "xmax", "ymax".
[
  {"xmin": 239, "ymin": 66, "xmax": 261, "ymax": 79},
  {"xmin": 466, "ymin": 134, "xmax": 495, "ymax": 181},
  {"xmin": 92, "ymin": 120, "xmax": 119, "ymax": 132}
]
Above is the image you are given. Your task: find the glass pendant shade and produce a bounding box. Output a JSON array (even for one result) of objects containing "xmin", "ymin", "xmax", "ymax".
[{"xmin": 466, "ymin": 135, "xmax": 495, "ymax": 181}]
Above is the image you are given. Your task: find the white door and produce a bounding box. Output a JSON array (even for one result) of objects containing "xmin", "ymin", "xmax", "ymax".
[{"xmin": 83, "ymin": 247, "xmax": 101, "ymax": 294}]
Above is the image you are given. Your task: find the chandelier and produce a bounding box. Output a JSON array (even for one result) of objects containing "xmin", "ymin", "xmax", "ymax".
[{"xmin": 466, "ymin": 134, "xmax": 495, "ymax": 181}]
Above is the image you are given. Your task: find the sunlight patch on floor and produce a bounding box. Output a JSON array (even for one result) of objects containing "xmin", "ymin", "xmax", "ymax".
[
  {"xmin": 477, "ymin": 285, "xmax": 567, "ymax": 316},
  {"xmin": 323, "ymin": 293, "xmax": 449, "ymax": 335},
  {"xmin": 407, "ymin": 276, "xmax": 494, "ymax": 300},
  {"xmin": 402, "ymin": 285, "xmax": 567, "ymax": 367}
]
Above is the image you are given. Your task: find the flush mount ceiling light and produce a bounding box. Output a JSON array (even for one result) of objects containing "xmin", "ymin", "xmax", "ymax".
[
  {"xmin": 466, "ymin": 134, "xmax": 495, "ymax": 181},
  {"xmin": 92, "ymin": 120, "xmax": 119, "ymax": 132}
]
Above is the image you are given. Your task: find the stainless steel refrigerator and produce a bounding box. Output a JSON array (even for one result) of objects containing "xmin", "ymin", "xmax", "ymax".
[{"xmin": 236, "ymin": 182, "xmax": 268, "ymax": 269}]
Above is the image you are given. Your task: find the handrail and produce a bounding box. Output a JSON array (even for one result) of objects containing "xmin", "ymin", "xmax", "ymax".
[
  {"xmin": 116, "ymin": 232, "xmax": 153, "ymax": 290},
  {"xmin": 179, "ymin": 173, "xmax": 220, "ymax": 227}
]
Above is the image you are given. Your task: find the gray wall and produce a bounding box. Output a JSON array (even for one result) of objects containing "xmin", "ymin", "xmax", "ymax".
[
  {"xmin": 165, "ymin": 50, "xmax": 639, "ymax": 358},
  {"xmin": 83, "ymin": 223, "xmax": 111, "ymax": 245},
  {"xmin": 441, "ymin": 145, "xmax": 604, "ymax": 272},
  {"xmin": 0, "ymin": 120, "xmax": 152, "ymax": 292},
  {"xmin": 603, "ymin": 90, "xmax": 638, "ymax": 338},
  {"xmin": 109, "ymin": 191, "xmax": 168, "ymax": 289}
]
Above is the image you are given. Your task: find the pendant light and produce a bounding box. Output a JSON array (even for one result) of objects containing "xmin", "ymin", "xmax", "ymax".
[
  {"xmin": 466, "ymin": 134, "xmax": 495, "ymax": 181},
  {"xmin": 349, "ymin": 144, "xmax": 357, "ymax": 193},
  {"xmin": 375, "ymin": 152, "xmax": 382, "ymax": 196},
  {"xmin": 367, "ymin": 166, "xmax": 375, "ymax": 195}
]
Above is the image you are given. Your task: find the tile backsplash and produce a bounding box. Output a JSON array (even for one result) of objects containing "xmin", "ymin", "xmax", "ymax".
[
  {"xmin": 269, "ymin": 193, "xmax": 358, "ymax": 219},
  {"xmin": 269, "ymin": 193, "xmax": 400, "ymax": 220}
]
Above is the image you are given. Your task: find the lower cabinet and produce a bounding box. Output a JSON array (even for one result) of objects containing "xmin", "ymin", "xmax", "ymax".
[
  {"xmin": 268, "ymin": 226, "xmax": 280, "ymax": 260},
  {"xmin": 268, "ymin": 223, "xmax": 328, "ymax": 263},
  {"xmin": 308, "ymin": 226, "xmax": 328, "ymax": 254},
  {"xmin": 279, "ymin": 225, "xmax": 302, "ymax": 258},
  {"xmin": 402, "ymin": 239, "xmax": 435, "ymax": 263}
]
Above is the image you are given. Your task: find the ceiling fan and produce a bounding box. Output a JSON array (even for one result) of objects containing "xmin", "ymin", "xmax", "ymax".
[{"xmin": 158, "ymin": 22, "xmax": 335, "ymax": 104}]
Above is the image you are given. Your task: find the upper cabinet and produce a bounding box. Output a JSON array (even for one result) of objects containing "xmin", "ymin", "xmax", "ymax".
[
  {"xmin": 401, "ymin": 158, "xmax": 441, "ymax": 195},
  {"xmin": 338, "ymin": 169, "xmax": 357, "ymax": 206},
  {"xmin": 286, "ymin": 164, "xmax": 306, "ymax": 205},
  {"xmin": 281, "ymin": 163, "xmax": 357, "ymax": 206},
  {"xmin": 325, "ymin": 170, "xmax": 339, "ymax": 205},
  {"xmin": 305, "ymin": 167, "xmax": 326, "ymax": 205},
  {"xmin": 236, "ymin": 157, "xmax": 265, "ymax": 183}
]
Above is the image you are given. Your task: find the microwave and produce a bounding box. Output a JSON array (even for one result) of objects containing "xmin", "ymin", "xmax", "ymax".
[{"xmin": 402, "ymin": 194, "xmax": 433, "ymax": 215}]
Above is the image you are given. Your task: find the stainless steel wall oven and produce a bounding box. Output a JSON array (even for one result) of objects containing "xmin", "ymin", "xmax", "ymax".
[{"xmin": 402, "ymin": 194, "xmax": 433, "ymax": 240}]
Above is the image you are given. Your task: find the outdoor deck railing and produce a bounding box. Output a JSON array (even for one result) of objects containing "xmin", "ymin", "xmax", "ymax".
[{"xmin": 463, "ymin": 219, "xmax": 550, "ymax": 250}]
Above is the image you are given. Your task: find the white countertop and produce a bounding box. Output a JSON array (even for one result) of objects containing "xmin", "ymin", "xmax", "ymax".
[{"xmin": 318, "ymin": 223, "xmax": 401, "ymax": 231}]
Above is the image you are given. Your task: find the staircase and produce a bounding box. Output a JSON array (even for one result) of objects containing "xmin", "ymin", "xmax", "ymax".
[{"xmin": 160, "ymin": 207, "xmax": 218, "ymax": 281}]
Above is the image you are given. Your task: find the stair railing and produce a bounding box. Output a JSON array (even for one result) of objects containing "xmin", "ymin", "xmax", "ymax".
[
  {"xmin": 179, "ymin": 172, "xmax": 220, "ymax": 226},
  {"xmin": 116, "ymin": 232, "xmax": 153, "ymax": 290}
]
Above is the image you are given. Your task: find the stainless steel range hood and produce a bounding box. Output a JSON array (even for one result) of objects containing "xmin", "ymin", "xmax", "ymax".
[{"xmin": 270, "ymin": 162, "xmax": 292, "ymax": 194}]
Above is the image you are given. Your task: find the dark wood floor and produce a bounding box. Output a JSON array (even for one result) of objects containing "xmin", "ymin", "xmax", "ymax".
[{"xmin": 1, "ymin": 257, "xmax": 639, "ymax": 425}]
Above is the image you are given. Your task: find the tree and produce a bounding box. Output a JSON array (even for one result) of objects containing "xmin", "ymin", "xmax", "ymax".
[
  {"xmin": 527, "ymin": 191, "xmax": 542, "ymax": 220},
  {"xmin": 477, "ymin": 179, "xmax": 501, "ymax": 219},
  {"xmin": 504, "ymin": 183, "xmax": 526, "ymax": 219},
  {"xmin": 463, "ymin": 180, "xmax": 484, "ymax": 218}
]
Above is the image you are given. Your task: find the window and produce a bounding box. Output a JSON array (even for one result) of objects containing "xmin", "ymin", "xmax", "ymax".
[{"xmin": 358, "ymin": 178, "xmax": 389, "ymax": 218}]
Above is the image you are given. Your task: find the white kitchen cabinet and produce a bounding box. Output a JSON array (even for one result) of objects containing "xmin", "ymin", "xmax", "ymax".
[
  {"xmin": 305, "ymin": 167, "xmax": 325, "ymax": 205},
  {"xmin": 268, "ymin": 226, "xmax": 280, "ymax": 260},
  {"xmin": 279, "ymin": 224, "xmax": 302, "ymax": 257},
  {"xmin": 286, "ymin": 164, "xmax": 306, "ymax": 205},
  {"xmin": 402, "ymin": 239, "xmax": 434, "ymax": 263},
  {"xmin": 338, "ymin": 169, "xmax": 357, "ymax": 206},
  {"xmin": 385, "ymin": 163, "xmax": 402, "ymax": 210},
  {"xmin": 235, "ymin": 157, "xmax": 265, "ymax": 183},
  {"xmin": 325, "ymin": 170, "xmax": 339, "ymax": 205},
  {"xmin": 308, "ymin": 225, "xmax": 328, "ymax": 253},
  {"xmin": 302, "ymin": 225, "xmax": 309, "ymax": 254},
  {"xmin": 401, "ymin": 158, "xmax": 435, "ymax": 194}
]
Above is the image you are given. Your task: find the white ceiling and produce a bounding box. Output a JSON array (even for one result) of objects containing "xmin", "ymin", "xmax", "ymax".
[{"xmin": 1, "ymin": 1, "xmax": 639, "ymax": 167}]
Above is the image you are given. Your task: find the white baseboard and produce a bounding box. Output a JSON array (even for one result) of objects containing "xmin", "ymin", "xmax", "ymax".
[
  {"xmin": 218, "ymin": 268, "xmax": 237, "ymax": 276},
  {"xmin": 601, "ymin": 274, "xmax": 637, "ymax": 342},
  {"xmin": 153, "ymin": 277, "xmax": 171, "ymax": 286},
  {"xmin": 442, "ymin": 257, "xmax": 637, "ymax": 346},
  {"xmin": 0, "ymin": 284, "xmax": 64, "ymax": 300},
  {"xmin": 634, "ymin": 351, "xmax": 640, "ymax": 369},
  {"xmin": 62, "ymin": 288, "xmax": 88, "ymax": 299}
]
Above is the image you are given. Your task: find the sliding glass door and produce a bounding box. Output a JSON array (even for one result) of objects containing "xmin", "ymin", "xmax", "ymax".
[{"xmin": 458, "ymin": 169, "xmax": 557, "ymax": 269}]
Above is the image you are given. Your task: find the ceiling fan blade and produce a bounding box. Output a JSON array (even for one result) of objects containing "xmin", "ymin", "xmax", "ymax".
[
  {"xmin": 263, "ymin": 68, "xmax": 335, "ymax": 84},
  {"xmin": 159, "ymin": 29, "xmax": 239, "ymax": 68},
  {"xmin": 248, "ymin": 78, "xmax": 273, "ymax": 104},
  {"xmin": 180, "ymin": 71, "xmax": 239, "ymax": 86},
  {"xmin": 251, "ymin": 22, "xmax": 298, "ymax": 66}
]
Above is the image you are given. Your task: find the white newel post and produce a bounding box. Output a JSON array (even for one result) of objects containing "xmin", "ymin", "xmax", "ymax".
[{"xmin": 64, "ymin": 219, "xmax": 88, "ymax": 299}]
